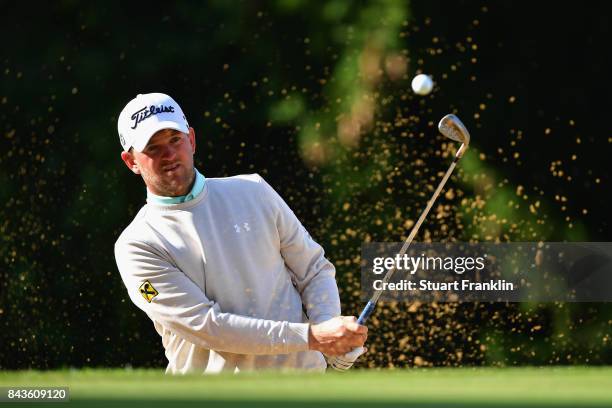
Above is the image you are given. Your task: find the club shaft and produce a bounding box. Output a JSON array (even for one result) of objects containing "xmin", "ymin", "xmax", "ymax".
[
  {"xmin": 361, "ymin": 155, "xmax": 460, "ymax": 320},
  {"xmin": 330, "ymin": 145, "xmax": 466, "ymax": 370}
]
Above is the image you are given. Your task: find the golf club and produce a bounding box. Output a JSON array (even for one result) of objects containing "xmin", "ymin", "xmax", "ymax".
[{"xmin": 329, "ymin": 114, "xmax": 471, "ymax": 371}]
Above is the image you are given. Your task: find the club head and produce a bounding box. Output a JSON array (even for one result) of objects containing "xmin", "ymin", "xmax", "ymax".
[
  {"xmin": 438, "ymin": 114, "xmax": 471, "ymax": 145},
  {"xmin": 438, "ymin": 114, "xmax": 470, "ymax": 158}
]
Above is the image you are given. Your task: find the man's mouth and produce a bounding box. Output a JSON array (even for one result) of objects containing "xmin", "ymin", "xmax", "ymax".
[{"xmin": 163, "ymin": 163, "xmax": 180, "ymax": 172}]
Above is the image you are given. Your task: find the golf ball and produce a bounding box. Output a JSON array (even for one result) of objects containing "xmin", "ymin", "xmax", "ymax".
[{"xmin": 411, "ymin": 74, "xmax": 433, "ymax": 95}]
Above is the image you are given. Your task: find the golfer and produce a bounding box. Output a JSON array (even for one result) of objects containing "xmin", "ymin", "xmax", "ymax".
[{"xmin": 114, "ymin": 93, "xmax": 367, "ymax": 373}]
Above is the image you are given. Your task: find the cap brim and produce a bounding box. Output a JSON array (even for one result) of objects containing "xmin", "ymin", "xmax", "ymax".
[{"xmin": 131, "ymin": 120, "xmax": 190, "ymax": 152}]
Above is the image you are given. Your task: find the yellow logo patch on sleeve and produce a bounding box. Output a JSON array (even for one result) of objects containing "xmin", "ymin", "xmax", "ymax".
[{"xmin": 139, "ymin": 280, "xmax": 159, "ymax": 303}]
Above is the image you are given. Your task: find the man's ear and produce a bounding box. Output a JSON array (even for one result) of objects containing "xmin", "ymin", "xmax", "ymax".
[
  {"xmin": 188, "ymin": 127, "xmax": 196, "ymax": 154},
  {"xmin": 120, "ymin": 150, "xmax": 141, "ymax": 175}
]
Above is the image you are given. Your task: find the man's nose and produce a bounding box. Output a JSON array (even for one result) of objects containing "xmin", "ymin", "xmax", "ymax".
[{"xmin": 160, "ymin": 144, "xmax": 177, "ymax": 159}]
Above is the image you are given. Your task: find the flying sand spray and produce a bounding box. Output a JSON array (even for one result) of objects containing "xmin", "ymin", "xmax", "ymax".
[{"xmin": 329, "ymin": 114, "xmax": 471, "ymax": 370}]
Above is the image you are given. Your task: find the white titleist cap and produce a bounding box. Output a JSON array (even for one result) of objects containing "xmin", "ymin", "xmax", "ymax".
[{"xmin": 117, "ymin": 93, "xmax": 189, "ymax": 152}]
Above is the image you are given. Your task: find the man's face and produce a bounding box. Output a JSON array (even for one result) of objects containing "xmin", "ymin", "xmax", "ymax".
[{"xmin": 121, "ymin": 128, "xmax": 196, "ymax": 196}]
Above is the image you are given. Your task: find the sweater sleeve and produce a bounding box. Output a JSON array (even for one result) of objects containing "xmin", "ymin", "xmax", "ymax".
[
  {"xmin": 114, "ymin": 238, "xmax": 310, "ymax": 355},
  {"xmin": 260, "ymin": 178, "xmax": 342, "ymax": 324}
]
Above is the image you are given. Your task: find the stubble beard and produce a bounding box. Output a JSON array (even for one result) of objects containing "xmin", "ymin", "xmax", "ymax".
[{"xmin": 142, "ymin": 165, "xmax": 195, "ymax": 197}]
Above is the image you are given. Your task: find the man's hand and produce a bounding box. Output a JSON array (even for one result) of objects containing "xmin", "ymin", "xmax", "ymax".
[{"xmin": 308, "ymin": 316, "xmax": 368, "ymax": 356}]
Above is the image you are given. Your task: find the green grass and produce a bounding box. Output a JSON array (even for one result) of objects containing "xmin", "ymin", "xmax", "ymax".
[{"xmin": 1, "ymin": 367, "xmax": 611, "ymax": 407}]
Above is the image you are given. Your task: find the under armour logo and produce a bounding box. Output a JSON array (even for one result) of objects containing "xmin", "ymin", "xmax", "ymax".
[{"xmin": 234, "ymin": 222, "xmax": 251, "ymax": 233}]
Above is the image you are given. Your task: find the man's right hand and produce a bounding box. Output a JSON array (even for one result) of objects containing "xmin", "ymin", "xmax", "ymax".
[{"xmin": 308, "ymin": 316, "xmax": 368, "ymax": 356}]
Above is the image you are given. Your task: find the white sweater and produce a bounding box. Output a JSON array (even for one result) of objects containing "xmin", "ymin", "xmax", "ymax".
[{"xmin": 114, "ymin": 174, "xmax": 341, "ymax": 373}]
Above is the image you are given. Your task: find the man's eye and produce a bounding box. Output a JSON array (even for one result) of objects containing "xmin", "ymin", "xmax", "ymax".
[
  {"xmin": 171, "ymin": 137, "xmax": 181, "ymax": 143},
  {"xmin": 147, "ymin": 146, "xmax": 157, "ymax": 153}
]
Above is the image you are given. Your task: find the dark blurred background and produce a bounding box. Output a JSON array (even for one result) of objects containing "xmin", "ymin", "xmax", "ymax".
[{"xmin": 1, "ymin": 1, "xmax": 610, "ymax": 369}]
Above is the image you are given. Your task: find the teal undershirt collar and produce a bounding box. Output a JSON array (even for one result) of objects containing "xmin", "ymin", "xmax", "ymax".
[{"xmin": 147, "ymin": 168, "xmax": 205, "ymax": 205}]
